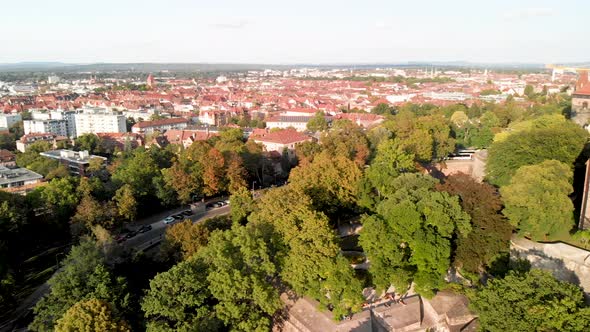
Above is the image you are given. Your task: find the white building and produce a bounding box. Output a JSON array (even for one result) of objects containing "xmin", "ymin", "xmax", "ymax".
[
  {"xmin": 0, "ymin": 166, "xmax": 43, "ymax": 194},
  {"xmin": 74, "ymin": 107, "xmax": 126, "ymax": 137},
  {"xmin": 30, "ymin": 109, "xmax": 77, "ymax": 137},
  {"xmin": 0, "ymin": 113, "xmax": 22, "ymax": 130},
  {"xmin": 24, "ymin": 119, "xmax": 68, "ymax": 137}
]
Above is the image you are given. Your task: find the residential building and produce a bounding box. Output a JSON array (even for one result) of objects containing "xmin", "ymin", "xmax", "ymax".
[
  {"xmin": 265, "ymin": 115, "xmax": 314, "ymax": 132},
  {"xmin": 0, "ymin": 149, "xmax": 16, "ymax": 167},
  {"xmin": 74, "ymin": 107, "xmax": 126, "ymax": 137},
  {"xmin": 572, "ymin": 71, "xmax": 590, "ymax": 127},
  {"xmin": 16, "ymin": 133, "xmax": 68, "ymax": 153},
  {"xmin": 333, "ymin": 113, "xmax": 384, "ymax": 128},
  {"xmin": 40, "ymin": 149, "xmax": 107, "ymax": 177},
  {"xmin": 131, "ymin": 117, "xmax": 189, "ymax": 134},
  {"xmin": 24, "ymin": 119, "xmax": 68, "ymax": 137},
  {"xmin": 0, "ymin": 113, "xmax": 22, "ymax": 130},
  {"xmin": 252, "ymin": 128, "xmax": 311, "ymax": 160},
  {"xmin": 96, "ymin": 132, "xmax": 144, "ymax": 151},
  {"xmin": 0, "ymin": 166, "xmax": 43, "ymax": 194},
  {"xmin": 164, "ymin": 129, "xmax": 218, "ymax": 148}
]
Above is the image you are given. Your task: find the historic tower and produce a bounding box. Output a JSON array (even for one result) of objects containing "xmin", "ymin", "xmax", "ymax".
[{"xmin": 572, "ymin": 71, "xmax": 590, "ymax": 127}]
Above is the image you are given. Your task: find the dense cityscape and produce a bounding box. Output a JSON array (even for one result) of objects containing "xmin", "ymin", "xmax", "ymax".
[{"xmin": 2, "ymin": 1, "xmax": 590, "ymax": 331}]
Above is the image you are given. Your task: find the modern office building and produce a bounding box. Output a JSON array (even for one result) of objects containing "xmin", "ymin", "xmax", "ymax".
[{"xmin": 40, "ymin": 149, "xmax": 107, "ymax": 177}]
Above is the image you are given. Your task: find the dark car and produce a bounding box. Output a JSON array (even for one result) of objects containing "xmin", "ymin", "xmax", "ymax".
[
  {"xmin": 125, "ymin": 231, "xmax": 138, "ymax": 239},
  {"xmin": 138, "ymin": 225, "xmax": 152, "ymax": 233},
  {"xmin": 114, "ymin": 234, "xmax": 126, "ymax": 243},
  {"xmin": 172, "ymin": 214, "xmax": 184, "ymax": 220},
  {"xmin": 181, "ymin": 210, "xmax": 193, "ymax": 216},
  {"xmin": 206, "ymin": 203, "xmax": 215, "ymax": 209}
]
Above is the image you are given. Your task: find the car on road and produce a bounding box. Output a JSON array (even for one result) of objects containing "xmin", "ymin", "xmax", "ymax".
[
  {"xmin": 214, "ymin": 202, "xmax": 224, "ymax": 207},
  {"xmin": 172, "ymin": 214, "xmax": 184, "ymax": 220},
  {"xmin": 125, "ymin": 231, "xmax": 138, "ymax": 239},
  {"xmin": 181, "ymin": 210, "xmax": 193, "ymax": 217},
  {"xmin": 223, "ymin": 199, "xmax": 230, "ymax": 205},
  {"xmin": 162, "ymin": 216, "xmax": 175, "ymax": 224},
  {"xmin": 114, "ymin": 234, "xmax": 126, "ymax": 243},
  {"xmin": 205, "ymin": 203, "xmax": 214, "ymax": 209},
  {"xmin": 138, "ymin": 225, "xmax": 152, "ymax": 233}
]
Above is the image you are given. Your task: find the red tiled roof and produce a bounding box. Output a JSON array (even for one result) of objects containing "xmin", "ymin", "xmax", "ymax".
[
  {"xmin": 0, "ymin": 149, "xmax": 15, "ymax": 162},
  {"xmin": 132, "ymin": 117, "xmax": 189, "ymax": 129},
  {"xmin": 252, "ymin": 129, "xmax": 310, "ymax": 145},
  {"xmin": 575, "ymin": 71, "xmax": 590, "ymax": 96}
]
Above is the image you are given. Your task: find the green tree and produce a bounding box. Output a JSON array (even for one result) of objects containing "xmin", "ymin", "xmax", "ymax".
[
  {"xmin": 230, "ymin": 186, "xmax": 254, "ymax": 225},
  {"xmin": 306, "ymin": 111, "xmax": 329, "ymax": 132},
  {"xmin": 75, "ymin": 134, "xmax": 101, "ymax": 154},
  {"xmin": 471, "ymin": 269, "xmax": 590, "ymax": 332},
  {"xmin": 436, "ymin": 174, "xmax": 512, "ymax": 273},
  {"xmin": 30, "ymin": 239, "xmax": 129, "ymax": 332},
  {"xmin": 487, "ymin": 120, "xmax": 588, "ymax": 186},
  {"xmin": 359, "ymin": 174, "xmax": 471, "ymax": 295},
  {"xmin": 371, "ymin": 103, "xmax": 395, "ymax": 115},
  {"xmin": 39, "ymin": 177, "xmax": 80, "ymax": 221},
  {"xmin": 142, "ymin": 257, "xmax": 221, "ymax": 331},
  {"xmin": 199, "ymin": 224, "xmax": 282, "ymax": 331},
  {"xmin": 249, "ymin": 186, "xmax": 364, "ymax": 318},
  {"xmin": 111, "ymin": 149, "xmax": 160, "ymax": 198},
  {"xmin": 501, "ymin": 160, "xmax": 575, "ymax": 240},
  {"xmin": 366, "ymin": 139, "xmax": 416, "ymax": 198},
  {"xmin": 55, "ymin": 298, "xmax": 130, "ymax": 332}
]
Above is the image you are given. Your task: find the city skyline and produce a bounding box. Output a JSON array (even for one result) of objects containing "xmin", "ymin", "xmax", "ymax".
[{"xmin": 1, "ymin": 0, "xmax": 588, "ymax": 64}]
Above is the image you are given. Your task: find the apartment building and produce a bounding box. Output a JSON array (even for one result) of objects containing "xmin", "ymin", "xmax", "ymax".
[
  {"xmin": 24, "ymin": 119, "xmax": 68, "ymax": 137},
  {"xmin": 40, "ymin": 149, "xmax": 107, "ymax": 177},
  {"xmin": 0, "ymin": 113, "xmax": 22, "ymax": 130},
  {"xmin": 74, "ymin": 107, "xmax": 126, "ymax": 137}
]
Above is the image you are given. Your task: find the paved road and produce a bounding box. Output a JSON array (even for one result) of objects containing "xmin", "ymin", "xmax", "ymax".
[
  {"xmin": 2, "ymin": 202, "xmax": 232, "ymax": 331},
  {"xmin": 122, "ymin": 205, "xmax": 230, "ymax": 250}
]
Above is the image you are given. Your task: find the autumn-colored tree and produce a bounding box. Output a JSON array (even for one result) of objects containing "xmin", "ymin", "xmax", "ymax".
[
  {"xmin": 163, "ymin": 220, "xmax": 210, "ymax": 260},
  {"xmin": 437, "ymin": 173, "xmax": 512, "ymax": 273},
  {"xmin": 225, "ymin": 152, "xmax": 247, "ymax": 193},
  {"xmin": 201, "ymin": 148, "xmax": 225, "ymax": 196},
  {"xmin": 289, "ymin": 151, "xmax": 363, "ymax": 214},
  {"xmin": 162, "ymin": 159, "xmax": 202, "ymax": 204},
  {"xmin": 55, "ymin": 298, "xmax": 129, "ymax": 332},
  {"xmin": 114, "ymin": 184, "xmax": 137, "ymax": 222},
  {"xmin": 321, "ymin": 119, "xmax": 370, "ymax": 166}
]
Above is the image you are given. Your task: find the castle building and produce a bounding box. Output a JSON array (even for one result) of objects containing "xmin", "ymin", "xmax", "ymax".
[{"xmin": 572, "ymin": 71, "xmax": 590, "ymax": 127}]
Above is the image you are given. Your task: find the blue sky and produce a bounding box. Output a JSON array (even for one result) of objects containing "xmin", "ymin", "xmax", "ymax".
[{"xmin": 0, "ymin": 0, "xmax": 587, "ymax": 64}]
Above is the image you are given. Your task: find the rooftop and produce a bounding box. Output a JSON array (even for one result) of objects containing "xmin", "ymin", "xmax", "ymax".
[
  {"xmin": 0, "ymin": 166, "xmax": 43, "ymax": 186},
  {"xmin": 132, "ymin": 117, "xmax": 189, "ymax": 129},
  {"xmin": 40, "ymin": 149, "xmax": 107, "ymax": 164},
  {"xmin": 252, "ymin": 128, "xmax": 311, "ymax": 145}
]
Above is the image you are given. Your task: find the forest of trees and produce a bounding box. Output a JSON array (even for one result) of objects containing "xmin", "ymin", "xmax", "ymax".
[{"xmin": 2, "ymin": 90, "xmax": 590, "ymax": 330}]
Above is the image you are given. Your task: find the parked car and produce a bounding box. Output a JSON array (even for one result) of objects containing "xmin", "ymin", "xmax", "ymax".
[
  {"xmin": 181, "ymin": 210, "xmax": 193, "ymax": 216},
  {"xmin": 172, "ymin": 214, "xmax": 184, "ymax": 220},
  {"xmin": 114, "ymin": 234, "xmax": 126, "ymax": 243},
  {"xmin": 138, "ymin": 225, "xmax": 152, "ymax": 233},
  {"xmin": 205, "ymin": 203, "xmax": 214, "ymax": 209},
  {"xmin": 223, "ymin": 199, "xmax": 230, "ymax": 205},
  {"xmin": 162, "ymin": 216, "xmax": 175, "ymax": 224}
]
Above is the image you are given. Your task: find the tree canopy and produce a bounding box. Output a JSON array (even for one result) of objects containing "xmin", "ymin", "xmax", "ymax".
[
  {"xmin": 471, "ymin": 269, "xmax": 590, "ymax": 332},
  {"xmin": 501, "ymin": 160, "xmax": 575, "ymax": 240}
]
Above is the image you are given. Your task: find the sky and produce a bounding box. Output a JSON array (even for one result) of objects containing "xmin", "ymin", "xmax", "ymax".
[{"xmin": 0, "ymin": 0, "xmax": 588, "ymax": 64}]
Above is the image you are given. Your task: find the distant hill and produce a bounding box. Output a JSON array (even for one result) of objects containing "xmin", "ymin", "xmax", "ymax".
[{"xmin": 0, "ymin": 61, "xmax": 587, "ymax": 73}]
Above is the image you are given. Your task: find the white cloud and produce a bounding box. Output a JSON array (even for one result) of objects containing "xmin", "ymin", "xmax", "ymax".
[{"xmin": 503, "ymin": 7, "xmax": 554, "ymax": 21}]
